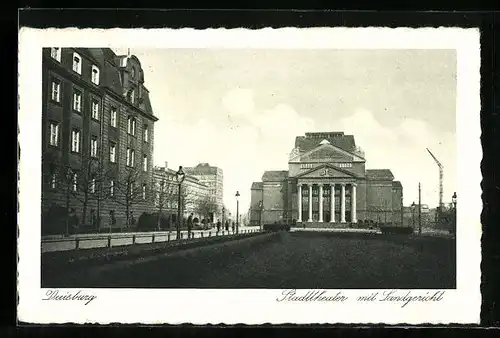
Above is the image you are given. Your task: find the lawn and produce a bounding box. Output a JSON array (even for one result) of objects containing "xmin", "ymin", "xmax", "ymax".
[{"xmin": 57, "ymin": 231, "xmax": 455, "ymax": 289}]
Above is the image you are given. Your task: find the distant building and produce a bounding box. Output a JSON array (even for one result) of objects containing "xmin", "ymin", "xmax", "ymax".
[
  {"xmin": 250, "ymin": 132, "xmax": 403, "ymax": 227},
  {"xmin": 153, "ymin": 162, "xmax": 210, "ymax": 222},
  {"xmin": 41, "ymin": 47, "xmax": 158, "ymax": 234},
  {"xmin": 184, "ymin": 163, "xmax": 224, "ymax": 220}
]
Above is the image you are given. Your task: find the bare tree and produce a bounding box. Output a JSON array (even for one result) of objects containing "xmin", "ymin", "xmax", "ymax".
[
  {"xmin": 195, "ymin": 196, "xmax": 219, "ymax": 222},
  {"xmin": 113, "ymin": 165, "xmax": 145, "ymax": 227},
  {"xmin": 152, "ymin": 175, "xmax": 197, "ymax": 230}
]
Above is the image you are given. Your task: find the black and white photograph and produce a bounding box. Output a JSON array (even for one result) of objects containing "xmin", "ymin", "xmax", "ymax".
[{"xmin": 18, "ymin": 27, "xmax": 481, "ymax": 325}]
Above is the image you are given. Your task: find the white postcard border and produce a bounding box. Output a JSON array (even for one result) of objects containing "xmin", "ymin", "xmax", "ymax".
[{"xmin": 17, "ymin": 27, "xmax": 481, "ymax": 325}]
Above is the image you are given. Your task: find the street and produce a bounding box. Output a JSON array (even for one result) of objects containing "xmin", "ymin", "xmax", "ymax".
[{"xmin": 47, "ymin": 231, "xmax": 456, "ymax": 289}]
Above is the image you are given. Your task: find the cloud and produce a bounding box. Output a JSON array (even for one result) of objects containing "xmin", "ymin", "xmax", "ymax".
[
  {"xmin": 221, "ymin": 87, "xmax": 255, "ymax": 117},
  {"xmin": 334, "ymin": 109, "xmax": 456, "ymax": 207}
]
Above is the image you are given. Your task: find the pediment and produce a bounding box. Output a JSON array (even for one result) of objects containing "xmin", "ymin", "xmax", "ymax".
[{"xmin": 296, "ymin": 164, "xmax": 355, "ymax": 179}]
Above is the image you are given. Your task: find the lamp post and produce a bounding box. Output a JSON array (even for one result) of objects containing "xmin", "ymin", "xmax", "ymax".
[
  {"xmin": 175, "ymin": 166, "xmax": 186, "ymax": 240},
  {"xmin": 235, "ymin": 191, "xmax": 240, "ymax": 234},
  {"xmin": 452, "ymin": 192, "xmax": 457, "ymax": 234},
  {"xmin": 222, "ymin": 206, "xmax": 225, "ymax": 229},
  {"xmin": 411, "ymin": 201, "xmax": 416, "ymax": 230}
]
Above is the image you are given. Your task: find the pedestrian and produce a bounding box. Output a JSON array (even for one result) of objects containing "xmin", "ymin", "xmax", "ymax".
[
  {"xmin": 232, "ymin": 221, "xmax": 235, "ymax": 233},
  {"xmin": 216, "ymin": 220, "xmax": 221, "ymax": 233},
  {"xmin": 225, "ymin": 220, "xmax": 229, "ymax": 231}
]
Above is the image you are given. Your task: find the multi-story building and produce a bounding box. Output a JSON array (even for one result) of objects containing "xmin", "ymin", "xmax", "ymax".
[
  {"xmin": 41, "ymin": 47, "xmax": 158, "ymax": 234},
  {"xmin": 152, "ymin": 163, "xmax": 210, "ymax": 223},
  {"xmin": 250, "ymin": 132, "xmax": 403, "ymax": 228},
  {"xmin": 184, "ymin": 163, "xmax": 224, "ymax": 220}
]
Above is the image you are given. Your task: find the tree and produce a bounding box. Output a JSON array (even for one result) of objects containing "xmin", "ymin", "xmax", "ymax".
[
  {"xmin": 195, "ymin": 196, "xmax": 219, "ymax": 222},
  {"xmin": 70, "ymin": 156, "xmax": 113, "ymax": 227},
  {"xmin": 152, "ymin": 173, "xmax": 196, "ymax": 231},
  {"xmin": 114, "ymin": 165, "xmax": 146, "ymax": 227}
]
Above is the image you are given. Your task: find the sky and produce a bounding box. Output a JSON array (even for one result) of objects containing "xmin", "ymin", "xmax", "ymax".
[{"xmin": 114, "ymin": 48, "xmax": 457, "ymax": 216}]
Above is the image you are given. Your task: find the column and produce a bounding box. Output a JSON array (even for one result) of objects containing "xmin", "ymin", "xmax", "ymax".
[
  {"xmin": 330, "ymin": 183, "xmax": 335, "ymax": 223},
  {"xmin": 318, "ymin": 184, "xmax": 323, "ymax": 222},
  {"xmin": 340, "ymin": 183, "xmax": 346, "ymax": 223},
  {"xmin": 297, "ymin": 184, "xmax": 302, "ymax": 222},
  {"xmin": 308, "ymin": 184, "xmax": 313, "ymax": 222},
  {"xmin": 351, "ymin": 183, "xmax": 357, "ymax": 223}
]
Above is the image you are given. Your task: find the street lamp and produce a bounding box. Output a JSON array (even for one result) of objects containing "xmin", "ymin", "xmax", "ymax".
[
  {"xmin": 222, "ymin": 206, "xmax": 225, "ymax": 229},
  {"xmin": 175, "ymin": 166, "xmax": 186, "ymax": 240},
  {"xmin": 411, "ymin": 201, "xmax": 416, "ymax": 230},
  {"xmin": 235, "ymin": 191, "xmax": 240, "ymax": 234}
]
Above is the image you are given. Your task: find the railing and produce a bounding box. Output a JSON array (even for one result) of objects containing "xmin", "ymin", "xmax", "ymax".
[{"xmin": 41, "ymin": 227, "xmax": 262, "ymax": 253}]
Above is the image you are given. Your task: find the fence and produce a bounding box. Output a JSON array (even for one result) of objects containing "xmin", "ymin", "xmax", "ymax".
[{"xmin": 41, "ymin": 228, "xmax": 262, "ymax": 253}]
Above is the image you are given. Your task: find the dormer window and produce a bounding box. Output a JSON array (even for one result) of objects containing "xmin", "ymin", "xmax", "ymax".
[
  {"xmin": 131, "ymin": 67, "xmax": 136, "ymax": 79},
  {"xmin": 72, "ymin": 52, "xmax": 82, "ymax": 74},
  {"xmin": 50, "ymin": 48, "xmax": 61, "ymax": 62},
  {"xmin": 91, "ymin": 65, "xmax": 100, "ymax": 85}
]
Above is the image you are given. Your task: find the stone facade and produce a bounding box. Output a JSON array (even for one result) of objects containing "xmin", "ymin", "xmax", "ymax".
[
  {"xmin": 41, "ymin": 48, "xmax": 158, "ymax": 234},
  {"xmin": 184, "ymin": 163, "xmax": 224, "ymax": 221},
  {"xmin": 152, "ymin": 164, "xmax": 210, "ymax": 222},
  {"xmin": 250, "ymin": 132, "xmax": 403, "ymax": 227}
]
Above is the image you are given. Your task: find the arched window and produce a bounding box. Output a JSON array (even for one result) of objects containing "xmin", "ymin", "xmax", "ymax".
[
  {"xmin": 72, "ymin": 52, "xmax": 82, "ymax": 74},
  {"xmin": 91, "ymin": 65, "xmax": 100, "ymax": 85}
]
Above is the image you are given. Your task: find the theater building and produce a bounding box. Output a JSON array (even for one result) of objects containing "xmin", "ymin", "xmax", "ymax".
[{"xmin": 250, "ymin": 132, "xmax": 403, "ymax": 227}]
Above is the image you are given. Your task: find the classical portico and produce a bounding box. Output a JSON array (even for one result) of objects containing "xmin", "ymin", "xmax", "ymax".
[{"xmin": 297, "ymin": 181, "xmax": 357, "ymax": 224}]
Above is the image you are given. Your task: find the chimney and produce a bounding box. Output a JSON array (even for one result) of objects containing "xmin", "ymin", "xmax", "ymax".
[{"xmin": 164, "ymin": 161, "xmax": 168, "ymax": 171}]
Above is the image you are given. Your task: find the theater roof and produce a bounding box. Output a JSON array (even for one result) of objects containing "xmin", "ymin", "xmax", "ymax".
[
  {"xmin": 251, "ymin": 182, "xmax": 263, "ymax": 190},
  {"xmin": 262, "ymin": 170, "xmax": 289, "ymax": 182},
  {"xmin": 366, "ymin": 169, "xmax": 395, "ymax": 181},
  {"xmin": 295, "ymin": 132, "xmax": 356, "ymax": 153},
  {"xmin": 392, "ymin": 181, "xmax": 403, "ymax": 189}
]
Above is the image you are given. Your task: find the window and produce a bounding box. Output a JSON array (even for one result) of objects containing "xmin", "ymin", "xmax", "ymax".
[
  {"xmin": 130, "ymin": 89, "xmax": 135, "ymax": 104},
  {"xmin": 143, "ymin": 155, "xmax": 148, "ymax": 172},
  {"xmin": 110, "ymin": 107, "xmax": 117, "ymax": 127},
  {"xmin": 72, "ymin": 172, "xmax": 78, "ymax": 191},
  {"xmin": 338, "ymin": 163, "xmax": 352, "ymax": 168},
  {"xmin": 71, "ymin": 129, "xmax": 80, "ymax": 153},
  {"xmin": 130, "ymin": 182, "xmax": 135, "ymax": 198},
  {"xmin": 72, "ymin": 52, "xmax": 82, "ymax": 74},
  {"xmin": 91, "ymin": 65, "xmax": 100, "ymax": 85},
  {"xmin": 126, "ymin": 148, "xmax": 135, "ymax": 167},
  {"xmin": 109, "ymin": 142, "xmax": 116, "ymax": 163},
  {"xmin": 90, "ymin": 136, "xmax": 98, "ymax": 157},
  {"xmin": 73, "ymin": 90, "xmax": 82, "ymax": 112},
  {"xmin": 127, "ymin": 116, "xmax": 136, "ymax": 135},
  {"xmin": 143, "ymin": 125, "xmax": 149, "ymax": 142},
  {"xmin": 91, "ymin": 177, "xmax": 96, "ymax": 193},
  {"xmin": 49, "ymin": 121, "xmax": 59, "ymax": 146},
  {"xmin": 110, "ymin": 180, "xmax": 114, "ymax": 196},
  {"xmin": 131, "ymin": 67, "xmax": 136, "ymax": 78},
  {"xmin": 91, "ymin": 100, "xmax": 100, "ymax": 120},
  {"xmin": 50, "ymin": 173, "xmax": 56, "ymax": 189},
  {"xmin": 50, "ymin": 48, "xmax": 61, "ymax": 62},
  {"xmin": 51, "ymin": 79, "xmax": 61, "ymax": 102},
  {"xmin": 142, "ymin": 184, "xmax": 147, "ymax": 200}
]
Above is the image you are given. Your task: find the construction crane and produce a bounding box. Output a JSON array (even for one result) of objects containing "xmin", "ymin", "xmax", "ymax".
[{"xmin": 426, "ymin": 148, "xmax": 444, "ymax": 222}]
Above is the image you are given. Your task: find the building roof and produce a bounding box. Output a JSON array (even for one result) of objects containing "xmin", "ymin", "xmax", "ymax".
[
  {"xmin": 366, "ymin": 169, "xmax": 395, "ymax": 181},
  {"xmin": 392, "ymin": 180, "xmax": 403, "ymax": 189},
  {"xmin": 262, "ymin": 170, "xmax": 289, "ymax": 182},
  {"xmin": 185, "ymin": 163, "xmax": 221, "ymax": 175},
  {"xmin": 295, "ymin": 132, "xmax": 356, "ymax": 153},
  {"xmin": 87, "ymin": 48, "xmax": 155, "ymax": 117},
  {"xmin": 251, "ymin": 182, "xmax": 263, "ymax": 190}
]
